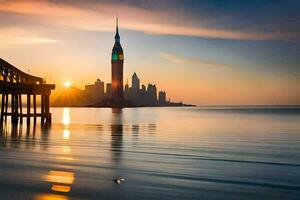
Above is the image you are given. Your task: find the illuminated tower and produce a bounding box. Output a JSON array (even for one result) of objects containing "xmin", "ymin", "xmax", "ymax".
[{"xmin": 111, "ymin": 18, "xmax": 124, "ymax": 101}]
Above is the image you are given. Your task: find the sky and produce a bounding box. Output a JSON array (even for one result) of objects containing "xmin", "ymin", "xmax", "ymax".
[{"xmin": 0, "ymin": 0, "xmax": 299, "ymax": 105}]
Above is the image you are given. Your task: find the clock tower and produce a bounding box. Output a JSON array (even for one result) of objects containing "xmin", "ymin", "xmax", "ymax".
[{"xmin": 111, "ymin": 18, "xmax": 124, "ymax": 101}]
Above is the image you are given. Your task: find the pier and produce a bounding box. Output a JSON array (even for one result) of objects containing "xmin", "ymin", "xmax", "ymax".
[{"xmin": 0, "ymin": 58, "xmax": 55, "ymax": 125}]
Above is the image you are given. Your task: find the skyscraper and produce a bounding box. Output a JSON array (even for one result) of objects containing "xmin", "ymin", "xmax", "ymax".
[
  {"xmin": 147, "ymin": 84, "xmax": 157, "ymax": 105},
  {"xmin": 132, "ymin": 72, "xmax": 140, "ymax": 90},
  {"xmin": 158, "ymin": 91, "xmax": 166, "ymax": 104},
  {"xmin": 111, "ymin": 18, "xmax": 124, "ymax": 101}
]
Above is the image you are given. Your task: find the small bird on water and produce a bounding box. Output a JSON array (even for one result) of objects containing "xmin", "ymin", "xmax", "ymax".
[{"xmin": 113, "ymin": 178, "xmax": 125, "ymax": 184}]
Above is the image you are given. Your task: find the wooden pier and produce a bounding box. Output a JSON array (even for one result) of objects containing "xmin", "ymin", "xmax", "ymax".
[{"xmin": 0, "ymin": 58, "xmax": 55, "ymax": 125}]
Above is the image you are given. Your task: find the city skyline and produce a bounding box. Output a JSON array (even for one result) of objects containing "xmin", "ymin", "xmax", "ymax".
[
  {"xmin": 0, "ymin": 0, "xmax": 299, "ymax": 105},
  {"xmin": 52, "ymin": 71, "xmax": 177, "ymax": 107}
]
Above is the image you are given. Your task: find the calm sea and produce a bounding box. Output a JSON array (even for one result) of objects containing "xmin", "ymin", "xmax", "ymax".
[{"xmin": 0, "ymin": 107, "xmax": 300, "ymax": 200}]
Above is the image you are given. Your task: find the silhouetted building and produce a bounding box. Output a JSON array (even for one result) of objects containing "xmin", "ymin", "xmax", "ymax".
[
  {"xmin": 140, "ymin": 84, "xmax": 147, "ymax": 105},
  {"xmin": 111, "ymin": 18, "xmax": 124, "ymax": 101},
  {"xmin": 123, "ymin": 73, "xmax": 170, "ymax": 106},
  {"xmin": 124, "ymin": 80, "xmax": 129, "ymax": 92},
  {"xmin": 125, "ymin": 72, "xmax": 141, "ymax": 105},
  {"xmin": 132, "ymin": 72, "xmax": 140, "ymax": 90},
  {"xmin": 147, "ymin": 84, "xmax": 157, "ymax": 105},
  {"xmin": 84, "ymin": 79, "xmax": 104, "ymax": 103},
  {"xmin": 106, "ymin": 83, "xmax": 112, "ymax": 98},
  {"xmin": 158, "ymin": 91, "xmax": 166, "ymax": 104}
]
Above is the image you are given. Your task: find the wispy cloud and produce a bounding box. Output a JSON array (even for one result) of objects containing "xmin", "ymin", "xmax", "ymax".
[
  {"xmin": 158, "ymin": 52, "xmax": 230, "ymax": 68},
  {"xmin": 0, "ymin": 27, "xmax": 60, "ymax": 47},
  {"xmin": 0, "ymin": 0, "xmax": 297, "ymax": 43}
]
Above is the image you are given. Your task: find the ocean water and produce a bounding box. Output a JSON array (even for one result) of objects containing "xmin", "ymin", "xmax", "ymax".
[{"xmin": 0, "ymin": 107, "xmax": 300, "ymax": 200}]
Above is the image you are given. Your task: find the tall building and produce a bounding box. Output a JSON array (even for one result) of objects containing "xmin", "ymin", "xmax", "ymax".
[
  {"xmin": 140, "ymin": 84, "xmax": 147, "ymax": 105},
  {"xmin": 147, "ymin": 84, "xmax": 157, "ymax": 105},
  {"xmin": 132, "ymin": 72, "xmax": 140, "ymax": 90},
  {"xmin": 111, "ymin": 18, "xmax": 124, "ymax": 101},
  {"xmin": 158, "ymin": 91, "xmax": 166, "ymax": 104}
]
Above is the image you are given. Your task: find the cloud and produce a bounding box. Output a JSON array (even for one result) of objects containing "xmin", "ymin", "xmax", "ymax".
[
  {"xmin": 0, "ymin": 0, "xmax": 297, "ymax": 42},
  {"xmin": 0, "ymin": 27, "xmax": 60, "ymax": 47},
  {"xmin": 158, "ymin": 52, "xmax": 230, "ymax": 68}
]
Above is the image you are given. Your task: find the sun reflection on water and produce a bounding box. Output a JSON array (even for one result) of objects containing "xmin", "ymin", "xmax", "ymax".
[
  {"xmin": 62, "ymin": 108, "xmax": 71, "ymax": 140},
  {"xmin": 35, "ymin": 194, "xmax": 69, "ymax": 200},
  {"xmin": 51, "ymin": 185, "xmax": 72, "ymax": 193},
  {"xmin": 42, "ymin": 170, "xmax": 75, "ymax": 198},
  {"xmin": 38, "ymin": 108, "xmax": 75, "ymax": 199},
  {"xmin": 62, "ymin": 146, "xmax": 71, "ymax": 153},
  {"xmin": 62, "ymin": 108, "xmax": 71, "ymax": 126},
  {"xmin": 56, "ymin": 156, "xmax": 74, "ymax": 161},
  {"xmin": 63, "ymin": 129, "xmax": 70, "ymax": 140},
  {"xmin": 44, "ymin": 170, "xmax": 74, "ymax": 185}
]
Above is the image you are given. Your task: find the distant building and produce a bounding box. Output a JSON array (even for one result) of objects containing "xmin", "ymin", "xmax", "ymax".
[
  {"xmin": 84, "ymin": 79, "xmax": 104, "ymax": 103},
  {"xmin": 126, "ymin": 72, "xmax": 141, "ymax": 105},
  {"xmin": 132, "ymin": 72, "xmax": 140, "ymax": 90},
  {"xmin": 158, "ymin": 91, "xmax": 166, "ymax": 104},
  {"xmin": 123, "ymin": 72, "xmax": 170, "ymax": 106},
  {"xmin": 147, "ymin": 84, "xmax": 157, "ymax": 105},
  {"xmin": 124, "ymin": 80, "xmax": 129, "ymax": 100},
  {"xmin": 106, "ymin": 83, "xmax": 112, "ymax": 98},
  {"xmin": 124, "ymin": 80, "xmax": 129, "ymax": 93},
  {"xmin": 139, "ymin": 84, "xmax": 147, "ymax": 105},
  {"xmin": 141, "ymin": 84, "xmax": 146, "ymax": 92}
]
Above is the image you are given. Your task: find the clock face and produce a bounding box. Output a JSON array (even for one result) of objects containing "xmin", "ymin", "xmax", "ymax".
[
  {"xmin": 119, "ymin": 54, "xmax": 124, "ymax": 60},
  {"xmin": 112, "ymin": 53, "xmax": 118, "ymax": 61}
]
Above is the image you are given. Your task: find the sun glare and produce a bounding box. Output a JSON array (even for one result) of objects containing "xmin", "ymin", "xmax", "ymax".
[{"xmin": 64, "ymin": 81, "xmax": 71, "ymax": 88}]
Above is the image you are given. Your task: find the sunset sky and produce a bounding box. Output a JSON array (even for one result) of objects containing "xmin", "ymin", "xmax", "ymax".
[{"xmin": 0, "ymin": 0, "xmax": 299, "ymax": 105}]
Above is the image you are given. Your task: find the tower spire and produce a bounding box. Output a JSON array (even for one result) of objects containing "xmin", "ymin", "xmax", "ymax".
[
  {"xmin": 115, "ymin": 17, "xmax": 120, "ymax": 41},
  {"xmin": 116, "ymin": 17, "xmax": 118, "ymax": 31}
]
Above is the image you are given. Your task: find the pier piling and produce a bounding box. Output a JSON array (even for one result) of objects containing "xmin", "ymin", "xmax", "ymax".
[{"xmin": 0, "ymin": 58, "xmax": 55, "ymax": 125}]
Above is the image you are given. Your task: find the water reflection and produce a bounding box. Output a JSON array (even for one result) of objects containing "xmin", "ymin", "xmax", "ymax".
[
  {"xmin": 62, "ymin": 108, "xmax": 71, "ymax": 126},
  {"xmin": 35, "ymin": 193, "xmax": 68, "ymax": 200},
  {"xmin": 0, "ymin": 108, "xmax": 158, "ymax": 199},
  {"xmin": 63, "ymin": 129, "xmax": 70, "ymax": 140},
  {"xmin": 132, "ymin": 124, "xmax": 139, "ymax": 136},
  {"xmin": 0, "ymin": 122, "xmax": 37, "ymax": 149},
  {"xmin": 62, "ymin": 108, "xmax": 71, "ymax": 140},
  {"xmin": 111, "ymin": 108, "xmax": 123, "ymax": 164},
  {"xmin": 40, "ymin": 108, "xmax": 75, "ymax": 200},
  {"xmin": 40, "ymin": 124, "xmax": 50, "ymax": 151},
  {"xmin": 148, "ymin": 123, "xmax": 156, "ymax": 134},
  {"xmin": 131, "ymin": 124, "xmax": 140, "ymax": 147},
  {"xmin": 51, "ymin": 185, "xmax": 71, "ymax": 193}
]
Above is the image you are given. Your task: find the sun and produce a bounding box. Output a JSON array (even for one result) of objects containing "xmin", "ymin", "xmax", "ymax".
[{"xmin": 64, "ymin": 81, "xmax": 71, "ymax": 88}]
